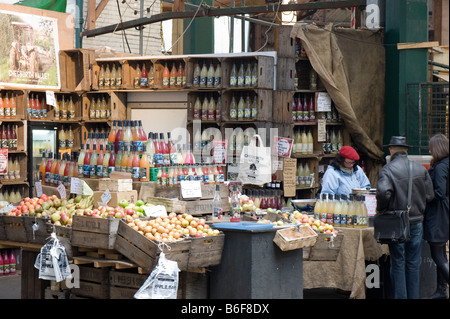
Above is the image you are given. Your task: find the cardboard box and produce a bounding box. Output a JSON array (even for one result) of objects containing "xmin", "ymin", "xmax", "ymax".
[
  {"xmin": 98, "ymin": 178, "xmax": 133, "ymax": 192},
  {"xmin": 94, "ymin": 190, "xmax": 138, "ymax": 208}
]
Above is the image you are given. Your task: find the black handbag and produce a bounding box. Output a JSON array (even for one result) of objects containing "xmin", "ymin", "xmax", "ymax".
[{"xmin": 374, "ymin": 161, "xmax": 413, "ymax": 244}]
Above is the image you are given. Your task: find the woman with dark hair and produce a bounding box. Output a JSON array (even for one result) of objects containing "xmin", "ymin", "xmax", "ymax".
[
  {"xmin": 424, "ymin": 133, "xmax": 449, "ymax": 299},
  {"xmin": 320, "ymin": 146, "xmax": 370, "ymax": 196}
]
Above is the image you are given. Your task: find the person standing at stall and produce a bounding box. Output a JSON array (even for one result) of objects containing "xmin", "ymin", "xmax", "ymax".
[
  {"xmin": 423, "ymin": 133, "xmax": 449, "ymax": 299},
  {"xmin": 320, "ymin": 145, "xmax": 371, "ymax": 196},
  {"xmin": 376, "ymin": 136, "xmax": 434, "ymax": 299}
]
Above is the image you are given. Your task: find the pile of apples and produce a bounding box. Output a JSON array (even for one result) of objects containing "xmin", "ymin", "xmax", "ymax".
[
  {"xmin": 292, "ymin": 210, "xmax": 337, "ymax": 234},
  {"xmin": 125, "ymin": 212, "xmax": 220, "ymax": 242},
  {"xmin": 239, "ymin": 195, "xmax": 257, "ymax": 212}
]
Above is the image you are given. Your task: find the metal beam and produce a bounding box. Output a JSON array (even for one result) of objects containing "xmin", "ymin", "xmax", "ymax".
[{"xmin": 81, "ymin": 0, "xmax": 366, "ymax": 37}]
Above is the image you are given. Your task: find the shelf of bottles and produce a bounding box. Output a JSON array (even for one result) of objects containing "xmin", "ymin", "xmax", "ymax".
[
  {"xmin": 96, "ymin": 61, "xmax": 123, "ymax": 91},
  {"xmin": 0, "ymin": 185, "xmax": 28, "ymax": 205},
  {"xmin": 25, "ymin": 91, "xmax": 81, "ymax": 122},
  {"xmin": 1, "ymin": 154, "xmax": 27, "ymax": 185},
  {"xmin": 0, "ymin": 90, "xmax": 24, "ymax": 120},
  {"xmin": 82, "ymin": 91, "xmax": 127, "ymax": 122},
  {"xmin": 188, "ymin": 91, "xmax": 222, "ymax": 123}
]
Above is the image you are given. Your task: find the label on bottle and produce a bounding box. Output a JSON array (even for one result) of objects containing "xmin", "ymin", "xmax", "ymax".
[
  {"xmin": 5, "ymin": 107, "xmax": 10, "ymax": 117},
  {"xmin": 90, "ymin": 109, "xmax": 95, "ymax": 119},
  {"xmin": 245, "ymin": 75, "xmax": 252, "ymax": 86},
  {"xmin": 162, "ymin": 77, "xmax": 169, "ymax": 87},
  {"xmin": 170, "ymin": 76, "xmax": 177, "ymax": 87},
  {"xmin": 108, "ymin": 166, "xmax": 115, "ymax": 175},
  {"xmin": 78, "ymin": 164, "xmax": 84, "ymax": 176},
  {"xmin": 340, "ymin": 214, "xmax": 347, "ymax": 226},
  {"xmin": 134, "ymin": 77, "xmax": 140, "ymax": 88},
  {"xmin": 202, "ymin": 174, "xmax": 209, "ymax": 184},
  {"xmin": 54, "ymin": 173, "xmax": 60, "ymax": 185},
  {"xmin": 116, "ymin": 77, "xmax": 122, "ymax": 87},
  {"xmin": 68, "ymin": 110, "xmax": 75, "ymax": 119},
  {"xmin": 140, "ymin": 167, "xmax": 147, "ymax": 180},
  {"xmin": 310, "ymin": 111, "xmax": 315, "ymax": 121},
  {"xmin": 213, "ymin": 207, "xmax": 223, "ymax": 220},
  {"xmin": 201, "ymin": 109, "xmax": 207, "ymax": 120},
  {"xmin": 177, "ymin": 76, "xmax": 183, "ymax": 87},
  {"xmin": 214, "ymin": 76, "xmax": 221, "ymax": 87},
  {"xmin": 45, "ymin": 172, "xmax": 51, "ymax": 184},
  {"xmin": 95, "ymin": 165, "xmax": 102, "ymax": 177},
  {"xmin": 95, "ymin": 109, "xmax": 100, "ymax": 119},
  {"xmin": 61, "ymin": 109, "xmax": 67, "ymax": 120},
  {"xmin": 132, "ymin": 167, "xmax": 140, "ymax": 179},
  {"xmin": 155, "ymin": 153, "xmax": 164, "ymax": 165},
  {"xmin": 230, "ymin": 76, "xmax": 237, "ymax": 87},
  {"xmin": 67, "ymin": 139, "xmax": 74, "ymax": 148},
  {"xmin": 59, "ymin": 139, "xmax": 66, "ymax": 148},
  {"xmin": 244, "ymin": 107, "xmax": 251, "ymax": 119},
  {"xmin": 193, "ymin": 75, "xmax": 200, "ymax": 87},
  {"xmin": 98, "ymin": 78, "xmax": 104, "ymax": 88},
  {"xmin": 200, "ymin": 76, "xmax": 207, "ymax": 87},
  {"xmin": 252, "ymin": 107, "xmax": 257, "ymax": 119},
  {"xmin": 230, "ymin": 206, "xmax": 241, "ymax": 222},
  {"xmin": 104, "ymin": 78, "xmax": 111, "ymax": 87},
  {"xmin": 208, "ymin": 110, "xmax": 215, "ymax": 120},
  {"xmin": 237, "ymin": 75, "xmax": 245, "ymax": 87},
  {"xmin": 216, "ymin": 109, "xmax": 221, "ymax": 120},
  {"xmin": 11, "ymin": 107, "xmax": 16, "ymax": 117},
  {"xmin": 207, "ymin": 76, "xmax": 214, "ymax": 87},
  {"xmin": 63, "ymin": 175, "xmax": 69, "ymax": 188},
  {"xmin": 178, "ymin": 173, "xmax": 185, "ymax": 183},
  {"xmin": 42, "ymin": 108, "xmax": 47, "ymax": 119},
  {"xmin": 140, "ymin": 77, "xmax": 148, "ymax": 88},
  {"xmin": 100, "ymin": 109, "xmax": 106, "ymax": 119},
  {"xmin": 161, "ymin": 176, "xmax": 167, "ymax": 186},
  {"xmin": 237, "ymin": 109, "xmax": 244, "ymax": 119}
]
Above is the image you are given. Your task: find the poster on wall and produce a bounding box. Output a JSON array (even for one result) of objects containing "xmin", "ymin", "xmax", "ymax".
[{"xmin": 0, "ymin": 10, "xmax": 60, "ymax": 89}]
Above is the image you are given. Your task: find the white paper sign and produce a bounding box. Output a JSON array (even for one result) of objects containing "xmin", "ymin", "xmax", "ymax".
[
  {"xmin": 35, "ymin": 181, "xmax": 43, "ymax": 198},
  {"xmin": 46, "ymin": 91, "xmax": 57, "ymax": 107},
  {"xmin": 317, "ymin": 119, "xmax": 327, "ymax": 142},
  {"xmin": 180, "ymin": 181, "xmax": 202, "ymax": 199},
  {"xmin": 143, "ymin": 205, "xmax": 168, "ymax": 218},
  {"xmin": 101, "ymin": 188, "xmax": 112, "ymax": 205},
  {"xmin": 365, "ymin": 195, "xmax": 377, "ymax": 216},
  {"xmin": 316, "ymin": 92, "xmax": 332, "ymax": 112},
  {"xmin": 57, "ymin": 183, "xmax": 67, "ymax": 199},
  {"xmin": 70, "ymin": 177, "xmax": 83, "ymax": 194}
]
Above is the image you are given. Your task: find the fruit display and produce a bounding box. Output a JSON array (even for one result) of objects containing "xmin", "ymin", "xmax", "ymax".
[
  {"xmin": 124, "ymin": 212, "xmax": 221, "ymax": 242},
  {"xmin": 291, "ymin": 210, "xmax": 337, "ymax": 234},
  {"xmin": 7, "ymin": 194, "xmax": 94, "ymax": 227}
]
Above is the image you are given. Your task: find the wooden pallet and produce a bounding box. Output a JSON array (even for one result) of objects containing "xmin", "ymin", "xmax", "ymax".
[{"xmin": 72, "ymin": 247, "xmax": 138, "ymax": 270}]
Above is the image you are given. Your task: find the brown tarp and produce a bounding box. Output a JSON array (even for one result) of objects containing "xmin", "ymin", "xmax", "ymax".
[{"xmin": 290, "ymin": 23, "xmax": 385, "ymax": 186}]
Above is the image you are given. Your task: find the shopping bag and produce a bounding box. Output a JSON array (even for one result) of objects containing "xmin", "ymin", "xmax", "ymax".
[
  {"xmin": 238, "ymin": 134, "xmax": 272, "ymax": 186},
  {"xmin": 134, "ymin": 252, "xmax": 180, "ymax": 299}
]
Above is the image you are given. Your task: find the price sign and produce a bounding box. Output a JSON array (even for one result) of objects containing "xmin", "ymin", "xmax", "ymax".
[
  {"xmin": 213, "ymin": 140, "xmax": 227, "ymax": 164},
  {"xmin": 57, "ymin": 183, "xmax": 67, "ymax": 199},
  {"xmin": 180, "ymin": 181, "xmax": 202, "ymax": 199},
  {"xmin": 273, "ymin": 136, "xmax": 293, "ymax": 158},
  {"xmin": 35, "ymin": 181, "xmax": 43, "ymax": 197},
  {"xmin": 101, "ymin": 188, "xmax": 112, "ymax": 205},
  {"xmin": 70, "ymin": 177, "xmax": 83, "ymax": 194},
  {"xmin": 365, "ymin": 195, "xmax": 377, "ymax": 216},
  {"xmin": 143, "ymin": 205, "xmax": 167, "ymax": 218},
  {"xmin": 46, "ymin": 91, "xmax": 56, "ymax": 107},
  {"xmin": 0, "ymin": 149, "xmax": 8, "ymax": 175},
  {"xmin": 316, "ymin": 92, "xmax": 332, "ymax": 112},
  {"xmin": 317, "ymin": 119, "xmax": 327, "ymax": 142}
]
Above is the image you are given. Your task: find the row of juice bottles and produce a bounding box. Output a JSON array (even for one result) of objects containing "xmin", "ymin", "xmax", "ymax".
[
  {"xmin": 3, "ymin": 156, "xmax": 21, "ymax": 182},
  {"xmin": 133, "ymin": 62, "xmax": 187, "ymax": 89},
  {"xmin": 58, "ymin": 126, "xmax": 75, "ymax": 149},
  {"xmin": 107, "ymin": 120, "xmax": 148, "ymax": 154},
  {"xmin": 40, "ymin": 152, "xmax": 78, "ymax": 188},
  {"xmin": 0, "ymin": 249, "xmax": 16, "ymax": 276},
  {"xmin": 292, "ymin": 93, "xmax": 316, "ymax": 123},
  {"xmin": 294, "ymin": 67, "xmax": 319, "ymax": 90},
  {"xmin": 314, "ymin": 193, "xmax": 368, "ymax": 228},
  {"xmin": 28, "ymin": 94, "xmax": 77, "ymax": 120},
  {"xmin": 296, "ymin": 160, "xmax": 314, "ymax": 188},
  {"xmin": 193, "ymin": 61, "xmax": 221, "ymax": 88},
  {"xmin": 0, "ymin": 92, "xmax": 17, "ymax": 118},
  {"xmin": 0, "ymin": 188, "xmax": 23, "ymax": 204},
  {"xmin": 323, "ymin": 128, "xmax": 344, "ymax": 154},
  {"xmin": 193, "ymin": 126, "xmax": 258, "ymax": 153},
  {"xmin": 242, "ymin": 188, "xmax": 284, "ymax": 211},
  {"xmin": 293, "ymin": 128, "xmax": 314, "ymax": 155},
  {"xmin": 0, "ymin": 124, "xmax": 18, "ymax": 150},
  {"xmin": 229, "ymin": 93, "xmax": 258, "ymax": 120},
  {"xmin": 193, "ymin": 94, "xmax": 221, "ymax": 121},
  {"xmin": 229, "ymin": 61, "xmax": 258, "ymax": 87},
  {"xmin": 88, "ymin": 95, "xmax": 111, "ymax": 120},
  {"xmin": 154, "ymin": 163, "xmax": 225, "ymax": 186},
  {"xmin": 98, "ymin": 63, "xmax": 122, "ymax": 89}
]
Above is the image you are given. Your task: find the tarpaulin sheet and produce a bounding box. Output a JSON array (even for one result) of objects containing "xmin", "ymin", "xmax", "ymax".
[{"xmin": 290, "ymin": 23, "xmax": 385, "ymax": 186}]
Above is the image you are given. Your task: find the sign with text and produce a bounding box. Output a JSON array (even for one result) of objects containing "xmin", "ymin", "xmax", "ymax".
[
  {"xmin": 180, "ymin": 181, "xmax": 202, "ymax": 199},
  {"xmin": 213, "ymin": 139, "xmax": 227, "ymax": 164},
  {"xmin": 316, "ymin": 92, "xmax": 332, "ymax": 112},
  {"xmin": 70, "ymin": 177, "xmax": 82, "ymax": 194},
  {"xmin": 273, "ymin": 136, "xmax": 293, "ymax": 158},
  {"xmin": 283, "ymin": 158, "xmax": 297, "ymax": 197}
]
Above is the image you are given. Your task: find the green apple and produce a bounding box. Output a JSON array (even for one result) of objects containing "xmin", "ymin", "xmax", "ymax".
[
  {"xmin": 135, "ymin": 200, "xmax": 145, "ymax": 207},
  {"xmin": 118, "ymin": 199, "xmax": 129, "ymax": 208}
]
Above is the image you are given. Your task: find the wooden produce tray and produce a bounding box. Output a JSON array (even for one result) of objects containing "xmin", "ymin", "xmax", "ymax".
[
  {"xmin": 71, "ymin": 215, "xmax": 120, "ymax": 250},
  {"xmin": 273, "ymin": 224, "xmax": 318, "ymax": 251}
]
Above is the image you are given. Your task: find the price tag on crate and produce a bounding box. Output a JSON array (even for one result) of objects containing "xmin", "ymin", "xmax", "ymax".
[
  {"xmin": 101, "ymin": 188, "xmax": 112, "ymax": 205},
  {"xmin": 46, "ymin": 91, "xmax": 57, "ymax": 107},
  {"xmin": 180, "ymin": 181, "xmax": 202, "ymax": 199},
  {"xmin": 35, "ymin": 181, "xmax": 43, "ymax": 197},
  {"xmin": 57, "ymin": 183, "xmax": 67, "ymax": 199},
  {"xmin": 70, "ymin": 177, "xmax": 83, "ymax": 194}
]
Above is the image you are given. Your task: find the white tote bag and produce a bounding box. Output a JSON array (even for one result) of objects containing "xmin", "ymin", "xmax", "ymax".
[{"xmin": 238, "ymin": 134, "xmax": 272, "ymax": 186}]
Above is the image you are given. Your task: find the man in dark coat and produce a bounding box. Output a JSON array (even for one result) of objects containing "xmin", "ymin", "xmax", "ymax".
[{"xmin": 376, "ymin": 136, "xmax": 434, "ymax": 299}]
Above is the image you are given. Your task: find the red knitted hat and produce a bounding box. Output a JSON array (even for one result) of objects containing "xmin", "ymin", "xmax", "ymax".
[{"xmin": 339, "ymin": 146, "xmax": 360, "ymax": 161}]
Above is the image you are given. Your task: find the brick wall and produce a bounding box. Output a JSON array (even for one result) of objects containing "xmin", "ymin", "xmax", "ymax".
[{"xmin": 81, "ymin": 0, "xmax": 163, "ymax": 55}]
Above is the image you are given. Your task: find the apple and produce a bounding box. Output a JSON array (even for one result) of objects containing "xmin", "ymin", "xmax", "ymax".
[
  {"xmin": 135, "ymin": 200, "xmax": 145, "ymax": 207},
  {"xmin": 195, "ymin": 231, "xmax": 204, "ymax": 238},
  {"xmin": 181, "ymin": 219, "xmax": 189, "ymax": 227},
  {"xmin": 119, "ymin": 199, "xmax": 129, "ymax": 208},
  {"xmin": 126, "ymin": 207, "xmax": 135, "ymax": 215}
]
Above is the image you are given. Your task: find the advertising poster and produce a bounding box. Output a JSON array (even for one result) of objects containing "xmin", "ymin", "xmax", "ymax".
[{"xmin": 0, "ymin": 9, "xmax": 60, "ymax": 89}]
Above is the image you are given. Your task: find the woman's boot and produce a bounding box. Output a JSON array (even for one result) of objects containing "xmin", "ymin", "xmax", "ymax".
[{"xmin": 428, "ymin": 271, "xmax": 449, "ymax": 299}]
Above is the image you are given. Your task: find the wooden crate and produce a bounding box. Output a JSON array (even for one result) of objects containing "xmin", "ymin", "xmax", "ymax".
[
  {"xmin": 178, "ymin": 271, "xmax": 209, "ymax": 299},
  {"xmin": 24, "ymin": 216, "xmax": 53, "ymax": 244},
  {"xmin": 114, "ymin": 220, "xmax": 191, "ymax": 273},
  {"xmin": 0, "ymin": 215, "xmax": 6, "ymax": 240},
  {"xmin": 92, "ymin": 60, "xmax": 124, "ymax": 91},
  {"xmin": 188, "ymin": 234, "xmax": 225, "ymax": 269},
  {"xmin": 93, "ymin": 190, "xmax": 138, "ymax": 208},
  {"xmin": 81, "ymin": 91, "xmax": 127, "ymax": 122},
  {"xmin": 186, "ymin": 91, "xmax": 222, "ymax": 122},
  {"xmin": 221, "ymin": 89, "xmax": 273, "ymax": 122},
  {"xmin": 184, "ymin": 56, "xmax": 222, "ymax": 89},
  {"xmin": 273, "ymin": 91, "xmax": 294, "ymax": 124},
  {"xmin": 152, "ymin": 57, "xmax": 187, "ymax": 89},
  {"xmin": 276, "ymin": 57, "xmax": 296, "ymax": 91},
  {"xmin": 71, "ymin": 215, "xmax": 120, "ymax": 250},
  {"xmin": 184, "ymin": 198, "xmax": 230, "ymax": 216},
  {"xmin": 44, "ymin": 92, "xmax": 83, "ymax": 122},
  {"xmin": 222, "ymin": 55, "xmax": 274, "ymax": 90},
  {"xmin": 139, "ymin": 181, "xmax": 228, "ymax": 200},
  {"xmin": 0, "ymin": 89, "xmax": 26, "ymax": 120},
  {"xmin": 303, "ymin": 231, "xmax": 344, "ymax": 261},
  {"xmin": 121, "ymin": 59, "xmax": 154, "ymax": 90},
  {"xmin": 273, "ymin": 225, "xmax": 318, "ymax": 252},
  {"xmin": 59, "ymin": 49, "xmax": 96, "ymax": 92},
  {"xmin": 109, "ymin": 269, "xmax": 148, "ymax": 299},
  {"xmin": 275, "ymin": 25, "xmax": 296, "ymax": 58},
  {"xmin": 1, "ymin": 215, "xmax": 27, "ymax": 242}
]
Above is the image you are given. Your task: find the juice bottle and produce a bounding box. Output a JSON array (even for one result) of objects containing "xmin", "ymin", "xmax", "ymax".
[
  {"xmin": 57, "ymin": 154, "xmax": 66, "ymax": 186},
  {"xmin": 217, "ymin": 165, "xmax": 224, "ymax": 183},
  {"xmin": 134, "ymin": 64, "xmax": 141, "ymax": 88},
  {"xmin": 123, "ymin": 120, "xmax": 132, "ymax": 150},
  {"xmin": 237, "ymin": 94, "xmax": 244, "ymax": 120},
  {"xmin": 167, "ymin": 132, "xmax": 176, "ymax": 164},
  {"xmin": 132, "ymin": 146, "xmax": 140, "ymax": 181},
  {"xmin": 68, "ymin": 96, "xmax": 75, "ymax": 119},
  {"xmin": 140, "ymin": 146, "xmax": 149, "ymax": 182},
  {"xmin": 177, "ymin": 62, "xmax": 184, "ymax": 88},
  {"xmin": 161, "ymin": 165, "xmax": 168, "ymax": 186},
  {"xmin": 95, "ymin": 97, "xmax": 101, "ymax": 119},
  {"xmin": 292, "ymin": 97, "xmax": 298, "ymax": 123},
  {"xmin": 116, "ymin": 64, "xmax": 122, "ymax": 88},
  {"xmin": 3, "ymin": 251, "xmax": 10, "ymax": 275},
  {"xmin": 110, "ymin": 64, "xmax": 117, "ymax": 89},
  {"xmin": 50, "ymin": 153, "xmax": 59, "ymax": 186},
  {"xmin": 148, "ymin": 64, "xmax": 154, "ymax": 87},
  {"xmin": 214, "ymin": 63, "xmax": 221, "ymax": 87},
  {"xmin": 77, "ymin": 144, "xmax": 85, "ymax": 177},
  {"xmin": 102, "ymin": 145, "xmax": 111, "ymax": 178},
  {"xmin": 140, "ymin": 63, "xmax": 148, "ymax": 88},
  {"xmin": 162, "ymin": 63, "xmax": 170, "ymax": 88},
  {"xmin": 207, "ymin": 63, "xmax": 215, "ymax": 87},
  {"xmin": 108, "ymin": 120, "xmax": 117, "ymax": 150},
  {"xmin": 9, "ymin": 250, "xmax": 16, "ymax": 275},
  {"xmin": 170, "ymin": 63, "xmax": 178, "ymax": 88},
  {"xmin": 121, "ymin": 146, "xmax": 130, "ymax": 173},
  {"xmin": 97, "ymin": 144, "xmax": 104, "ymax": 178},
  {"xmin": 193, "ymin": 96, "xmax": 201, "ymax": 120},
  {"xmin": 115, "ymin": 146, "xmax": 123, "ymax": 172},
  {"xmin": 114, "ymin": 120, "xmax": 123, "ymax": 154},
  {"xmin": 83, "ymin": 144, "xmax": 91, "ymax": 178},
  {"xmin": 237, "ymin": 63, "xmax": 245, "ymax": 87},
  {"xmin": 63, "ymin": 154, "xmax": 71, "ymax": 188},
  {"xmin": 45, "ymin": 152, "xmax": 53, "ymax": 185},
  {"xmin": 98, "ymin": 64, "xmax": 105, "ymax": 88},
  {"xmin": 193, "ymin": 62, "xmax": 201, "ymax": 87},
  {"xmin": 39, "ymin": 152, "xmax": 47, "ymax": 183},
  {"xmin": 100, "ymin": 96, "xmax": 107, "ymax": 119},
  {"xmin": 60, "ymin": 97, "xmax": 67, "ymax": 120},
  {"xmin": 139, "ymin": 120, "xmax": 147, "ymax": 151},
  {"xmin": 208, "ymin": 95, "xmax": 216, "ymax": 120},
  {"xmin": 308, "ymin": 96, "xmax": 315, "ymax": 122},
  {"xmin": 108, "ymin": 144, "xmax": 116, "ymax": 176},
  {"xmin": 200, "ymin": 62, "xmax": 208, "ymax": 87},
  {"xmin": 0, "ymin": 94, "xmax": 4, "ymax": 119},
  {"xmin": 229, "ymin": 94, "xmax": 237, "ymax": 119},
  {"xmin": 245, "ymin": 63, "xmax": 252, "ymax": 87},
  {"xmin": 131, "ymin": 120, "xmax": 139, "ymax": 150},
  {"xmin": 201, "ymin": 95, "xmax": 208, "ymax": 120},
  {"xmin": 10, "ymin": 94, "xmax": 16, "ymax": 118},
  {"xmin": 202, "ymin": 164, "xmax": 209, "ymax": 184},
  {"xmin": 90, "ymin": 144, "xmax": 98, "ymax": 178},
  {"xmin": 4, "ymin": 93, "xmax": 10, "ymax": 118},
  {"xmin": 1, "ymin": 126, "xmax": 7, "ymax": 149},
  {"xmin": 347, "ymin": 195, "xmax": 356, "ymax": 227},
  {"xmin": 160, "ymin": 133, "xmax": 169, "ymax": 165},
  {"xmin": 307, "ymin": 129, "xmax": 313, "ymax": 155},
  {"xmin": 104, "ymin": 64, "xmax": 111, "ymax": 88},
  {"xmin": 67, "ymin": 126, "xmax": 74, "ymax": 148}
]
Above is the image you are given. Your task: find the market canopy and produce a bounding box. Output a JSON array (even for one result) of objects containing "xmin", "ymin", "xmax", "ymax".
[{"xmin": 290, "ymin": 23, "xmax": 385, "ymax": 185}]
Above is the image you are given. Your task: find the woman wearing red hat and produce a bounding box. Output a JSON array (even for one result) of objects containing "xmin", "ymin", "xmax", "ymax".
[{"xmin": 320, "ymin": 146, "xmax": 371, "ymax": 196}]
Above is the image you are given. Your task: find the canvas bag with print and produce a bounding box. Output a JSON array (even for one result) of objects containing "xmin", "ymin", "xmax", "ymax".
[{"xmin": 238, "ymin": 134, "xmax": 272, "ymax": 186}]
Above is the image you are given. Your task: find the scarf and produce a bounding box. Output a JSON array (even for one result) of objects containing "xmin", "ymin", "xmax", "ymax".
[{"xmin": 340, "ymin": 166, "xmax": 354, "ymax": 176}]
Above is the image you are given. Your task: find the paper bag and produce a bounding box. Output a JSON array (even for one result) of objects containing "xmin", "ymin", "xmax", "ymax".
[{"xmin": 238, "ymin": 134, "xmax": 272, "ymax": 186}]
